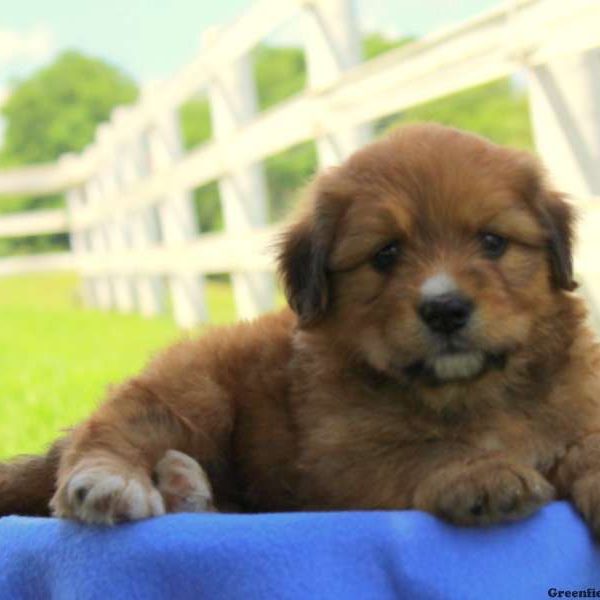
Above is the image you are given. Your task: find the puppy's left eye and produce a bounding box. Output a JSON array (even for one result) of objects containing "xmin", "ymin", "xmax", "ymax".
[
  {"xmin": 371, "ymin": 242, "xmax": 400, "ymax": 272},
  {"xmin": 479, "ymin": 232, "xmax": 508, "ymax": 259}
]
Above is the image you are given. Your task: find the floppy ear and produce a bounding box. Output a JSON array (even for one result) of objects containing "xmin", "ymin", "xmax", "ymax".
[
  {"xmin": 539, "ymin": 191, "xmax": 577, "ymax": 291},
  {"xmin": 277, "ymin": 189, "xmax": 339, "ymax": 327}
]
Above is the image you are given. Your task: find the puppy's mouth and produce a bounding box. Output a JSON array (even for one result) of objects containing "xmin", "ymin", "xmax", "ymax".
[{"xmin": 405, "ymin": 350, "xmax": 507, "ymax": 386}]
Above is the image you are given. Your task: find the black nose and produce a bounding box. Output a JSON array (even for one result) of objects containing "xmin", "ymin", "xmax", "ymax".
[{"xmin": 418, "ymin": 294, "xmax": 474, "ymax": 334}]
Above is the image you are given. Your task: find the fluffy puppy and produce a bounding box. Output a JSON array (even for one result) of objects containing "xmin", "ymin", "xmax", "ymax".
[{"xmin": 2, "ymin": 124, "xmax": 600, "ymax": 533}]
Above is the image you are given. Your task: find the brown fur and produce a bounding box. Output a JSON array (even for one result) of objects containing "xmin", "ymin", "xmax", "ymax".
[{"xmin": 2, "ymin": 124, "xmax": 600, "ymax": 532}]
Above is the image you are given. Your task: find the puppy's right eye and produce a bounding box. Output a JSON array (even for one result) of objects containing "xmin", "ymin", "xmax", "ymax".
[
  {"xmin": 371, "ymin": 242, "xmax": 400, "ymax": 272},
  {"xmin": 479, "ymin": 232, "xmax": 508, "ymax": 259}
]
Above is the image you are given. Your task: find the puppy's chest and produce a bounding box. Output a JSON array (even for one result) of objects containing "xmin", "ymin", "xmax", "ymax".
[
  {"xmin": 469, "ymin": 428, "xmax": 544, "ymax": 469},
  {"xmin": 463, "ymin": 413, "xmax": 566, "ymax": 473},
  {"xmin": 299, "ymin": 398, "xmax": 564, "ymax": 475}
]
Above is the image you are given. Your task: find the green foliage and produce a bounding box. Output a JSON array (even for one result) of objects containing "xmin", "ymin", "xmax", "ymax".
[
  {"xmin": 0, "ymin": 233, "xmax": 69, "ymax": 258},
  {"xmin": 253, "ymin": 45, "xmax": 315, "ymax": 221},
  {"xmin": 179, "ymin": 97, "xmax": 212, "ymax": 150},
  {"xmin": 265, "ymin": 142, "xmax": 317, "ymax": 222},
  {"xmin": 1, "ymin": 50, "xmax": 138, "ymax": 166},
  {"xmin": 179, "ymin": 43, "xmax": 313, "ymax": 231},
  {"xmin": 0, "ymin": 193, "xmax": 63, "ymax": 216},
  {"xmin": 0, "ymin": 51, "xmax": 138, "ymax": 254},
  {"xmin": 177, "ymin": 97, "xmax": 220, "ymax": 232},
  {"xmin": 387, "ymin": 78, "xmax": 534, "ymax": 150},
  {"xmin": 362, "ymin": 32, "xmax": 413, "ymax": 59},
  {"xmin": 178, "ymin": 43, "xmax": 307, "ymax": 148},
  {"xmin": 193, "ymin": 182, "xmax": 223, "ymax": 232},
  {"xmin": 0, "ymin": 40, "xmax": 534, "ymax": 244},
  {"xmin": 0, "ymin": 194, "xmax": 67, "ymax": 257},
  {"xmin": 253, "ymin": 44, "xmax": 307, "ymax": 110}
]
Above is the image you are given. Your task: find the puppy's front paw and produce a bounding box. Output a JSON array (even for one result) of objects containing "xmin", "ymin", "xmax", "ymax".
[
  {"xmin": 51, "ymin": 461, "xmax": 165, "ymax": 525},
  {"xmin": 571, "ymin": 473, "xmax": 600, "ymax": 537},
  {"xmin": 153, "ymin": 450, "xmax": 215, "ymax": 513},
  {"xmin": 414, "ymin": 459, "xmax": 554, "ymax": 526}
]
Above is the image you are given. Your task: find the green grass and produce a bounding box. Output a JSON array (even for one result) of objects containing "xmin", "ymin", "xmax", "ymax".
[{"xmin": 0, "ymin": 273, "xmax": 238, "ymax": 460}]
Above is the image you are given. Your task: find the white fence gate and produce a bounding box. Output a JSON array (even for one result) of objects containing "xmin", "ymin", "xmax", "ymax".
[{"xmin": 0, "ymin": 0, "xmax": 599, "ymax": 327}]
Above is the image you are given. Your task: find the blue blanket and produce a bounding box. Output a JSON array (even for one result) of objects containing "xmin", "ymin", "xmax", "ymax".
[{"xmin": 0, "ymin": 501, "xmax": 598, "ymax": 600}]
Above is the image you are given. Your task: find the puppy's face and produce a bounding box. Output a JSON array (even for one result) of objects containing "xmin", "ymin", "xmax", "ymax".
[{"xmin": 279, "ymin": 125, "xmax": 575, "ymax": 387}]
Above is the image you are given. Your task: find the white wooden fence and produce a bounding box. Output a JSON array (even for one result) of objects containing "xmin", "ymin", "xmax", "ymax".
[{"xmin": 0, "ymin": 0, "xmax": 599, "ymax": 327}]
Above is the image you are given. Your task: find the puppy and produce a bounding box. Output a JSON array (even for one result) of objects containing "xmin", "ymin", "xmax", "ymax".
[{"xmin": 2, "ymin": 124, "xmax": 600, "ymax": 533}]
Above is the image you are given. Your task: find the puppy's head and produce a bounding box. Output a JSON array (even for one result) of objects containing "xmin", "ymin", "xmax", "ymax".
[{"xmin": 278, "ymin": 124, "xmax": 577, "ymax": 388}]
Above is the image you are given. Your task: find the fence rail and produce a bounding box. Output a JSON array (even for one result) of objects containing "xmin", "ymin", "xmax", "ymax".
[
  {"xmin": 0, "ymin": 0, "xmax": 599, "ymax": 326},
  {"xmin": 0, "ymin": 252, "xmax": 75, "ymax": 277},
  {"xmin": 0, "ymin": 160, "xmax": 88, "ymax": 197},
  {"xmin": 78, "ymin": 227, "xmax": 278, "ymax": 276},
  {"xmin": 0, "ymin": 209, "xmax": 69, "ymax": 238}
]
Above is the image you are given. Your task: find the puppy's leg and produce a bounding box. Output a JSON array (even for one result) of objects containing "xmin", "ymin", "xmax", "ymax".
[
  {"xmin": 154, "ymin": 450, "xmax": 215, "ymax": 513},
  {"xmin": 51, "ymin": 376, "xmax": 232, "ymax": 525},
  {"xmin": 302, "ymin": 441, "xmax": 553, "ymax": 524},
  {"xmin": 552, "ymin": 432, "xmax": 600, "ymax": 537},
  {"xmin": 412, "ymin": 455, "xmax": 554, "ymax": 526}
]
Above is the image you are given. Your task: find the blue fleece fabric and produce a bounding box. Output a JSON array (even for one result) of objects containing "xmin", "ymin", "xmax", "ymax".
[{"xmin": 0, "ymin": 501, "xmax": 598, "ymax": 600}]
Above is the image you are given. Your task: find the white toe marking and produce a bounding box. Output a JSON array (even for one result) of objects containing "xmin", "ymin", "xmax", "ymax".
[
  {"xmin": 421, "ymin": 272, "xmax": 457, "ymax": 298},
  {"xmin": 67, "ymin": 470, "xmax": 125, "ymax": 523},
  {"xmin": 121, "ymin": 479, "xmax": 149, "ymax": 520},
  {"xmin": 65, "ymin": 465, "xmax": 161, "ymax": 524},
  {"xmin": 149, "ymin": 488, "xmax": 167, "ymax": 516}
]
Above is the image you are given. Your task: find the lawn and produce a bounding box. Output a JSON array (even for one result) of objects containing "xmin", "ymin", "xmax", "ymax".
[{"xmin": 0, "ymin": 273, "xmax": 240, "ymax": 460}]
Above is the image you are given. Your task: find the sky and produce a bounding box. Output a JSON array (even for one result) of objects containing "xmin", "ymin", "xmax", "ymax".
[
  {"xmin": 0, "ymin": 0, "xmax": 502, "ymax": 88},
  {"xmin": 0, "ymin": 0, "xmax": 501, "ymax": 139}
]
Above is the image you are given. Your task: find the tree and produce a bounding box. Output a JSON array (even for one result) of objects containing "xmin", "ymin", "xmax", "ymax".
[
  {"xmin": 388, "ymin": 78, "xmax": 533, "ymax": 150},
  {"xmin": 152, "ymin": 37, "xmax": 535, "ymax": 233},
  {"xmin": 179, "ymin": 43, "xmax": 312, "ymax": 232},
  {"xmin": 0, "ymin": 40, "xmax": 534, "ymax": 254},
  {"xmin": 363, "ymin": 32, "xmax": 412, "ymax": 59},
  {"xmin": 253, "ymin": 44, "xmax": 306, "ymax": 111},
  {"xmin": 0, "ymin": 51, "xmax": 138, "ymax": 256},
  {"xmin": 1, "ymin": 51, "xmax": 138, "ymax": 167}
]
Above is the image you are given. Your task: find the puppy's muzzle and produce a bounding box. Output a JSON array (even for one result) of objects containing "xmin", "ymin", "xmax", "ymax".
[{"xmin": 418, "ymin": 293, "xmax": 474, "ymax": 334}]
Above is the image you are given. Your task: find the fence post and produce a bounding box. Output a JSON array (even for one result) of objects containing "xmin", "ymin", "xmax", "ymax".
[
  {"xmin": 528, "ymin": 49, "xmax": 600, "ymax": 197},
  {"xmin": 145, "ymin": 91, "xmax": 207, "ymax": 328},
  {"xmin": 96, "ymin": 123, "xmax": 136, "ymax": 313},
  {"xmin": 61, "ymin": 153, "xmax": 95, "ymax": 307},
  {"xmin": 205, "ymin": 30, "xmax": 274, "ymax": 320},
  {"xmin": 302, "ymin": 0, "xmax": 371, "ymax": 167},
  {"xmin": 84, "ymin": 174, "xmax": 114, "ymax": 310},
  {"xmin": 112, "ymin": 107, "xmax": 166, "ymax": 318}
]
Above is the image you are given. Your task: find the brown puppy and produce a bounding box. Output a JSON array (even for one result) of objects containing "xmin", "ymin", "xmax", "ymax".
[{"xmin": 2, "ymin": 124, "xmax": 600, "ymax": 532}]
